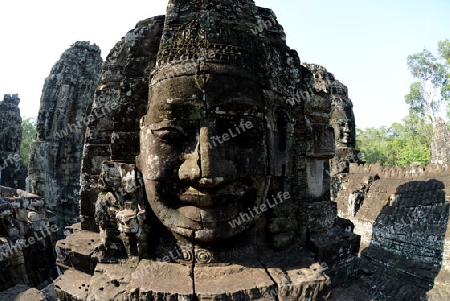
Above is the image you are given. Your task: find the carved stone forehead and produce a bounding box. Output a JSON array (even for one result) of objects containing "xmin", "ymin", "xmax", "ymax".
[
  {"xmin": 331, "ymin": 102, "xmax": 354, "ymax": 118},
  {"xmin": 149, "ymin": 73, "xmax": 264, "ymax": 123}
]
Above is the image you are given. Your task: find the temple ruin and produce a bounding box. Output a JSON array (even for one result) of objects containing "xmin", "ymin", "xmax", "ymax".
[{"xmin": 0, "ymin": 0, "xmax": 449, "ymax": 299}]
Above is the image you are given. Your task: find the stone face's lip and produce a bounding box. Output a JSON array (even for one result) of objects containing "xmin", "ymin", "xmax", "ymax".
[
  {"xmin": 179, "ymin": 186, "xmax": 246, "ymax": 207},
  {"xmin": 342, "ymin": 132, "xmax": 350, "ymax": 142},
  {"xmin": 176, "ymin": 185, "xmax": 254, "ymax": 225},
  {"xmin": 178, "ymin": 201, "xmax": 245, "ymax": 224},
  {"xmin": 150, "ymin": 181, "xmax": 259, "ymax": 241}
]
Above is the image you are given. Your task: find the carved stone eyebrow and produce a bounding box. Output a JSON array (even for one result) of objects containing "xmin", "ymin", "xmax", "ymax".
[
  {"xmin": 148, "ymin": 121, "xmax": 188, "ymax": 135},
  {"xmin": 213, "ymin": 102, "xmax": 264, "ymax": 118},
  {"xmin": 213, "ymin": 109, "xmax": 264, "ymax": 119}
]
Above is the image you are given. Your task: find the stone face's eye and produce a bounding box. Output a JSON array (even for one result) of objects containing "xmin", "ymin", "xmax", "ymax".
[{"xmin": 151, "ymin": 127, "xmax": 186, "ymax": 143}]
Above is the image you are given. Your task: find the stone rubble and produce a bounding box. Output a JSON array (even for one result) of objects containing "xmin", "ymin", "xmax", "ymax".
[{"xmin": 0, "ymin": 186, "xmax": 57, "ymax": 294}]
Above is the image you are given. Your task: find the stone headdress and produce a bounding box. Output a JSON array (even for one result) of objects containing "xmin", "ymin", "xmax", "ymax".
[{"xmin": 151, "ymin": 0, "xmax": 274, "ymax": 84}]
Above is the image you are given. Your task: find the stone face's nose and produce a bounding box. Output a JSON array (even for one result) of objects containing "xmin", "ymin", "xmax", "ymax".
[
  {"xmin": 343, "ymin": 123, "xmax": 350, "ymax": 133},
  {"xmin": 178, "ymin": 126, "xmax": 236, "ymax": 187}
]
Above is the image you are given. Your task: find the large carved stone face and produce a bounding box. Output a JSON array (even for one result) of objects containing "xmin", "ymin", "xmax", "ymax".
[{"xmin": 138, "ymin": 73, "xmax": 269, "ymax": 243}]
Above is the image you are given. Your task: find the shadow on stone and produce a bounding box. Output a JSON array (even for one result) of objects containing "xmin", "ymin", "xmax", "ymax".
[{"xmin": 359, "ymin": 179, "xmax": 448, "ymax": 299}]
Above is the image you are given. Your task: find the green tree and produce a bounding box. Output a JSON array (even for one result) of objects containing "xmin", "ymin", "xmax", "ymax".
[
  {"xmin": 405, "ymin": 40, "xmax": 450, "ymax": 124},
  {"xmin": 356, "ymin": 114, "xmax": 432, "ymax": 167},
  {"xmin": 438, "ymin": 40, "xmax": 450, "ymax": 118},
  {"xmin": 20, "ymin": 117, "xmax": 36, "ymax": 165},
  {"xmin": 396, "ymin": 136, "xmax": 431, "ymax": 166},
  {"xmin": 439, "ymin": 39, "xmax": 450, "ymax": 64},
  {"xmin": 356, "ymin": 126, "xmax": 390, "ymax": 165},
  {"xmin": 357, "ymin": 41, "xmax": 447, "ymax": 167}
]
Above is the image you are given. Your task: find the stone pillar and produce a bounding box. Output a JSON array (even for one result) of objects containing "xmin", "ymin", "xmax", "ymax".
[{"xmin": 432, "ymin": 118, "xmax": 450, "ymax": 164}]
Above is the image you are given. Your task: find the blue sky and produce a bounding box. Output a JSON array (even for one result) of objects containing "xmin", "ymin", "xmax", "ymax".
[{"xmin": 0, "ymin": 0, "xmax": 448, "ymax": 129}]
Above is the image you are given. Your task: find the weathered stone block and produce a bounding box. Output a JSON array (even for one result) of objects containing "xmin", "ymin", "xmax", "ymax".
[
  {"xmin": 82, "ymin": 144, "xmax": 112, "ymax": 175},
  {"xmin": 56, "ymin": 230, "xmax": 101, "ymax": 275},
  {"xmin": 300, "ymin": 201, "xmax": 337, "ymax": 234},
  {"xmin": 54, "ymin": 269, "xmax": 92, "ymax": 300},
  {"xmin": 128, "ymin": 260, "xmax": 193, "ymax": 299},
  {"xmin": 195, "ymin": 263, "xmax": 277, "ymax": 300},
  {"xmin": 110, "ymin": 132, "xmax": 140, "ymax": 159}
]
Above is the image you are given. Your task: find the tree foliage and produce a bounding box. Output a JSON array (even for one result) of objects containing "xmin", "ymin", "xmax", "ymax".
[
  {"xmin": 405, "ymin": 41, "xmax": 450, "ymax": 124},
  {"xmin": 439, "ymin": 39, "xmax": 450, "ymax": 64},
  {"xmin": 355, "ymin": 41, "xmax": 449, "ymax": 167},
  {"xmin": 356, "ymin": 114, "xmax": 432, "ymax": 167},
  {"xmin": 20, "ymin": 117, "xmax": 36, "ymax": 166},
  {"xmin": 438, "ymin": 39, "xmax": 450, "ymax": 118}
]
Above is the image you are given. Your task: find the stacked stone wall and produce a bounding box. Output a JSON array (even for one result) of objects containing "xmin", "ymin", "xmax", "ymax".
[{"xmin": 335, "ymin": 163, "xmax": 450, "ymax": 299}]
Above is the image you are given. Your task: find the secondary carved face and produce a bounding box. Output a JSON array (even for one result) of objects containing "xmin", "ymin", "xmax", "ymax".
[
  {"xmin": 338, "ymin": 119, "xmax": 351, "ymax": 146},
  {"xmin": 116, "ymin": 210, "xmax": 139, "ymax": 234},
  {"xmin": 331, "ymin": 94, "xmax": 355, "ymax": 149},
  {"xmin": 138, "ymin": 73, "xmax": 269, "ymax": 242},
  {"xmin": 331, "ymin": 102, "xmax": 355, "ymax": 149}
]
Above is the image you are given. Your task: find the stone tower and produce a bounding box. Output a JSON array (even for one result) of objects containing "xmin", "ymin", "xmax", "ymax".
[
  {"xmin": 303, "ymin": 64, "xmax": 362, "ymax": 201},
  {"xmin": 303, "ymin": 64, "xmax": 360, "ymax": 175},
  {"xmin": 54, "ymin": 2, "xmax": 359, "ymax": 299},
  {"xmin": 27, "ymin": 42, "xmax": 102, "ymax": 236},
  {"xmin": 0, "ymin": 94, "xmax": 27, "ymax": 189},
  {"xmin": 431, "ymin": 118, "xmax": 450, "ymax": 164}
]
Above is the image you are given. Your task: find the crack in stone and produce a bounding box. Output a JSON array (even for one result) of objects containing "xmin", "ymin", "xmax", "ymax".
[
  {"xmin": 258, "ymin": 259, "xmax": 280, "ymax": 301},
  {"xmin": 191, "ymin": 234, "xmax": 198, "ymax": 301}
]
